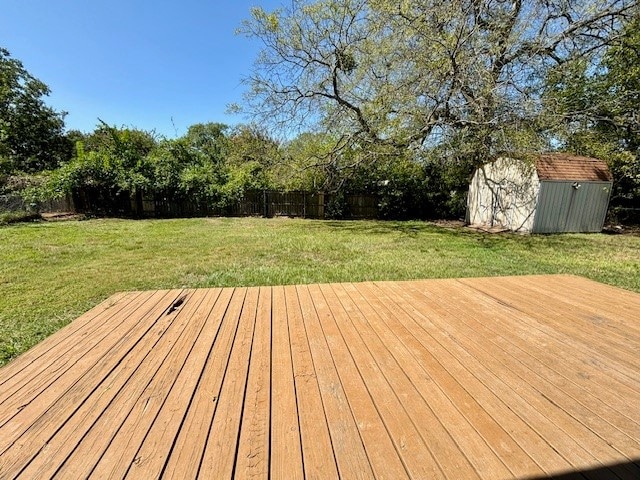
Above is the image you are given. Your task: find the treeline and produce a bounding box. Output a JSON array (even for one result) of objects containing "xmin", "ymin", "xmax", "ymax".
[
  {"xmin": 1, "ymin": 117, "xmax": 462, "ymax": 219},
  {"xmin": 0, "ymin": 46, "xmax": 462, "ymax": 219},
  {"xmin": 2, "ymin": 0, "xmax": 640, "ymax": 223}
]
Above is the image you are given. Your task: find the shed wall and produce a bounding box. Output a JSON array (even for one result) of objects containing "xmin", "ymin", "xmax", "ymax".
[
  {"xmin": 467, "ymin": 158, "xmax": 539, "ymax": 232},
  {"xmin": 532, "ymin": 181, "xmax": 612, "ymax": 233}
]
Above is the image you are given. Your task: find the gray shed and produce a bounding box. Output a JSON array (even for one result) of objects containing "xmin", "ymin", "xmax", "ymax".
[{"xmin": 467, "ymin": 153, "xmax": 613, "ymax": 233}]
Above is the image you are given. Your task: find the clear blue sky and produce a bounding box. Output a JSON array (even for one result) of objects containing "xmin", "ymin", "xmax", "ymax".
[{"xmin": 1, "ymin": 0, "xmax": 283, "ymax": 137}]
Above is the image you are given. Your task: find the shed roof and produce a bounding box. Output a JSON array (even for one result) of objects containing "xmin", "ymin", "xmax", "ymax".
[{"xmin": 535, "ymin": 153, "xmax": 612, "ymax": 182}]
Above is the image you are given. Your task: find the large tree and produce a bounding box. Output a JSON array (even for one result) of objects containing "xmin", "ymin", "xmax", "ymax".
[
  {"xmin": 239, "ymin": 0, "xmax": 635, "ymax": 170},
  {"xmin": 0, "ymin": 48, "xmax": 70, "ymax": 173},
  {"xmin": 545, "ymin": 13, "xmax": 640, "ymax": 212}
]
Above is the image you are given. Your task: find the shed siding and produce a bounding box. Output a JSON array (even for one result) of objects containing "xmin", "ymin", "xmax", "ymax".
[
  {"xmin": 468, "ymin": 157, "xmax": 539, "ymax": 232},
  {"xmin": 532, "ymin": 181, "xmax": 612, "ymax": 233}
]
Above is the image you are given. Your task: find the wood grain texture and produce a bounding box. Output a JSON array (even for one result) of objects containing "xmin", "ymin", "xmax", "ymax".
[{"xmin": 0, "ymin": 275, "xmax": 638, "ymax": 480}]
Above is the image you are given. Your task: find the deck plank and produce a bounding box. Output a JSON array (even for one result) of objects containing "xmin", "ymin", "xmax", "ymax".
[
  {"xmin": 352, "ymin": 281, "xmax": 514, "ymax": 479},
  {"xmin": 49, "ymin": 289, "xmax": 202, "ymax": 479},
  {"xmin": 160, "ymin": 287, "xmax": 246, "ymax": 479},
  {"xmin": 113, "ymin": 288, "xmax": 227, "ymax": 479},
  {"xmin": 453, "ymin": 279, "xmax": 640, "ymax": 427},
  {"xmin": 1, "ymin": 275, "xmax": 639, "ymax": 480},
  {"xmin": 445, "ymin": 281, "xmax": 640, "ymax": 478},
  {"xmin": 89, "ymin": 289, "xmax": 216, "ymax": 478},
  {"xmin": 403, "ymin": 280, "xmax": 640, "ymax": 478},
  {"xmin": 313, "ymin": 283, "xmax": 447, "ymax": 480},
  {"xmin": 297, "ymin": 284, "xmax": 407, "ymax": 480},
  {"xmin": 522, "ymin": 275, "xmax": 640, "ymax": 325},
  {"xmin": 369, "ymin": 281, "xmax": 547, "ymax": 479},
  {"xmin": 0, "ymin": 291, "xmax": 150, "ymax": 419},
  {"xmin": 235, "ymin": 286, "xmax": 272, "ymax": 478},
  {"xmin": 0, "ymin": 291, "xmax": 133, "ymax": 394},
  {"xmin": 198, "ymin": 287, "xmax": 259, "ymax": 479},
  {"xmin": 332, "ymin": 282, "xmax": 481, "ymax": 479},
  {"xmin": 0, "ymin": 289, "xmax": 184, "ymax": 472},
  {"xmin": 269, "ymin": 286, "xmax": 304, "ymax": 480},
  {"xmin": 460, "ymin": 277, "xmax": 640, "ymax": 370},
  {"xmin": 407, "ymin": 278, "xmax": 603, "ymax": 453},
  {"xmin": 285, "ymin": 285, "xmax": 339, "ymax": 480},
  {"xmin": 297, "ymin": 284, "xmax": 377, "ymax": 479},
  {"xmin": 18, "ymin": 290, "xmax": 223, "ymax": 480}
]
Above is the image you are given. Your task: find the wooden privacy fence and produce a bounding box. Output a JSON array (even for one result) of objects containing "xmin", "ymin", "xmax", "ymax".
[
  {"xmin": 0, "ymin": 194, "xmax": 74, "ymax": 214},
  {"xmin": 73, "ymin": 190, "xmax": 380, "ymax": 220}
]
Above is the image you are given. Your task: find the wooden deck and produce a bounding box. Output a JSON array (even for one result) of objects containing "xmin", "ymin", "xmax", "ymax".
[{"xmin": 1, "ymin": 275, "xmax": 639, "ymax": 479}]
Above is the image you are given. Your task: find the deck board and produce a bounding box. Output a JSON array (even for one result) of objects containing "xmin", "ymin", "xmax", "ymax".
[
  {"xmin": 1, "ymin": 275, "xmax": 639, "ymax": 479},
  {"xmin": 379, "ymin": 281, "xmax": 550, "ymax": 478},
  {"xmin": 353, "ymin": 281, "xmax": 506, "ymax": 478},
  {"xmin": 404, "ymin": 282, "xmax": 610, "ymax": 472},
  {"xmin": 300, "ymin": 284, "xmax": 376, "ymax": 479},
  {"xmin": 288, "ymin": 285, "xmax": 340, "ymax": 480},
  {"xmin": 161, "ymin": 287, "xmax": 246, "ymax": 478},
  {"xmin": 269, "ymin": 286, "xmax": 303, "ymax": 480}
]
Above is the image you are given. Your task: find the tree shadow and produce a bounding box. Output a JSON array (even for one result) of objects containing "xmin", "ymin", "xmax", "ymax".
[{"xmin": 319, "ymin": 219, "xmax": 451, "ymax": 237}]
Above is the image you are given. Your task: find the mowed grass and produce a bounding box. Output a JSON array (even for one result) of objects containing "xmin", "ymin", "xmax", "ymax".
[{"xmin": 1, "ymin": 216, "xmax": 639, "ymax": 366}]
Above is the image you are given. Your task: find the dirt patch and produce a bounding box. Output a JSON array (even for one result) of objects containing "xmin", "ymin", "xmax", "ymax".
[
  {"xmin": 41, "ymin": 212, "xmax": 85, "ymax": 222},
  {"xmin": 434, "ymin": 219, "xmax": 640, "ymax": 236},
  {"xmin": 602, "ymin": 224, "xmax": 640, "ymax": 236},
  {"xmin": 431, "ymin": 219, "xmax": 466, "ymax": 229}
]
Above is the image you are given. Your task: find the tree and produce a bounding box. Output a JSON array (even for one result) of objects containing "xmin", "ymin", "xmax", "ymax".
[
  {"xmin": 239, "ymin": 0, "xmax": 634, "ymax": 171},
  {"xmin": 227, "ymin": 124, "xmax": 279, "ymax": 169},
  {"xmin": 225, "ymin": 124, "xmax": 281, "ymax": 192},
  {"xmin": 181, "ymin": 122, "xmax": 229, "ymax": 165},
  {"xmin": 41, "ymin": 123, "xmax": 158, "ymax": 214},
  {"xmin": 545, "ymin": 13, "xmax": 640, "ymax": 215},
  {"xmin": 280, "ymin": 132, "xmax": 328, "ymax": 190},
  {"xmin": 0, "ymin": 48, "xmax": 70, "ymax": 173}
]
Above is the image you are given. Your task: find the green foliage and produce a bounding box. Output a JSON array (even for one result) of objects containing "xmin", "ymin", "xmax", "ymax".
[
  {"xmin": 241, "ymin": 0, "xmax": 632, "ymax": 168},
  {"xmin": 182, "ymin": 122, "xmax": 229, "ymax": 166},
  {"xmin": 154, "ymin": 123, "xmax": 231, "ymax": 208},
  {"xmin": 544, "ymin": 13, "xmax": 640, "ymax": 209},
  {"xmin": 0, "ymin": 210, "xmax": 40, "ymax": 225},
  {"xmin": 2, "ymin": 5, "xmax": 638, "ymax": 221},
  {"xmin": 0, "ymin": 48, "xmax": 71, "ymax": 173},
  {"xmin": 147, "ymin": 139, "xmax": 189, "ymax": 195},
  {"xmin": 179, "ymin": 163, "xmax": 224, "ymax": 205},
  {"xmin": 232, "ymin": 0, "xmax": 637, "ymax": 220},
  {"xmin": 53, "ymin": 146, "xmax": 123, "ymax": 194},
  {"xmin": 222, "ymin": 161, "xmax": 268, "ymax": 202},
  {"xmin": 47, "ymin": 125, "xmax": 156, "ymax": 192},
  {"xmin": 325, "ymin": 190, "xmax": 346, "ymax": 219},
  {"xmin": 279, "ymin": 132, "xmax": 335, "ymax": 190},
  {"xmin": 42, "ymin": 121, "xmax": 284, "ymax": 214}
]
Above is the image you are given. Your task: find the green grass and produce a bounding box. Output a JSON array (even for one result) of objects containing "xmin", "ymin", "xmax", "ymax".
[{"xmin": 1, "ymin": 216, "xmax": 639, "ymax": 366}]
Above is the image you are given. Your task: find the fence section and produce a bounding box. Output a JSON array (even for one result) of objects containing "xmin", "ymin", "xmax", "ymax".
[
  {"xmin": 71, "ymin": 190, "xmax": 379, "ymax": 220},
  {"xmin": 1, "ymin": 188, "xmax": 379, "ymax": 220},
  {"xmin": 0, "ymin": 194, "xmax": 74, "ymax": 214}
]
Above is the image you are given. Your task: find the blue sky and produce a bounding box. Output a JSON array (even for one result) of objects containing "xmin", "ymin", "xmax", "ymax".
[{"xmin": 1, "ymin": 0, "xmax": 283, "ymax": 137}]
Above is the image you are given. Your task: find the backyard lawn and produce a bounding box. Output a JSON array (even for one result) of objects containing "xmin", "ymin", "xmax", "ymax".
[{"xmin": 1, "ymin": 216, "xmax": 639, "ymax": 366}]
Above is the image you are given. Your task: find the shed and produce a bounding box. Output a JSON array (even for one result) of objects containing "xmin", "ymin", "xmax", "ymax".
[{"xmin": 467, "ymin": 153, "xmax": 613, "ymax": 233}]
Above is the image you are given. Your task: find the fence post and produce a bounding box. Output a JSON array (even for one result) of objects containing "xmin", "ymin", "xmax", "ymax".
[
  {"xmin": 318, "ymin": 192, "xmax": 325, "ymax": 219},
  {"xmin": 263, "ymin": 189, "xmax": 268, "ymax": 218}
]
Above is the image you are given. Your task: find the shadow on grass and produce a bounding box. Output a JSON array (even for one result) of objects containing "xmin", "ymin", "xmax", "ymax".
[
  {"xmin": 316, "ymin": 219, "xmax": 595, "ymax": 249},
  {"xmin": 320, "ymin": 219, "xmax": 454, "ymax": 237}
]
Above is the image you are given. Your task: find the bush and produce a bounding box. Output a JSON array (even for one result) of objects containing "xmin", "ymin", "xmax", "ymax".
[{"xmin": 0, "ymin": 210, "xmax": 41, "ymax": 225}]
